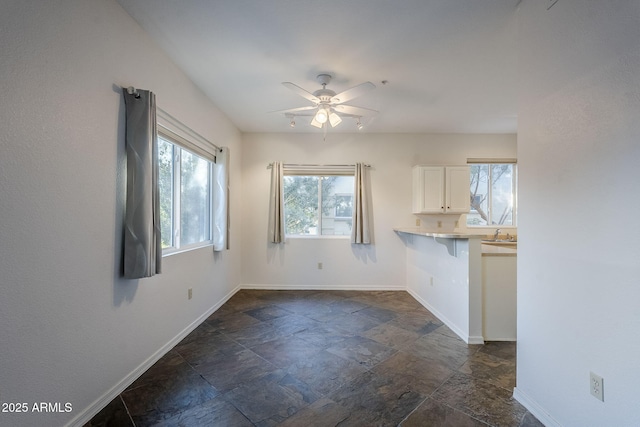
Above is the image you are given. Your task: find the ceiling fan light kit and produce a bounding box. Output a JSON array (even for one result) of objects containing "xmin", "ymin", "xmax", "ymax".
[
  {"xmin": 315, "ymin": 108, "xmax": 328, "ymax": 124},
  {"xmin": 329, "ymin": 111, "xmax": 342, "ymax": 127},
  {"xmin": 275, "ymin": 74, "xmax": 378, "ymax": 132}
]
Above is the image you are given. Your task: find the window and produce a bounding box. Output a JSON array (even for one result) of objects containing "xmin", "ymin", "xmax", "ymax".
[
  {"xmin": 467, "ymin": 162, "xmax": 517, "ymax": 227},
  {"xmin": 283, "ymin": 168, "xmax": 354, "ymax": 236},
  {"xmin": 334, "ymin": 194, "xmax": 353, "ymax": 219},
  {"xmin": 158, "ymin": 132, "xmax": 214, "ymax": 253}
]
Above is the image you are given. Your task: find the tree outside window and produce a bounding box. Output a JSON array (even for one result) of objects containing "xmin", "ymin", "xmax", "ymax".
[
  {"xmin": 468, "ymin": 163, "xmax": 517, "ymax": 226},
  {"xmin": 157, "ymin": 135, "xmax": 213, "ymax": 251},
  {"xmin": 283, "ymin": 175, "xmax": 354, "ymax": 236}
]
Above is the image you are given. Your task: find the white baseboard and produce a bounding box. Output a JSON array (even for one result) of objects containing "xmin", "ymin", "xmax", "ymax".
[
  {"xmin": 67, "ymin": 285, "xmax": 242, "ymax": 427},
  {"xmin": 241, "ymin": 283, "xmax": 406, "ymax": 291},
  {"xmin": 467, "ymin": 335, "xmax": 485, "ymax": 345},
  {"xmin": 406, "ymin": 288, "xmax": 484, "ymax": 345},
  {"xmin": 513, "ymin": 387, "xmax": 561, "ymax": 427},
  {"xmin": 484, "ymin": 337, "xmax": 517, "ymax": 342}
]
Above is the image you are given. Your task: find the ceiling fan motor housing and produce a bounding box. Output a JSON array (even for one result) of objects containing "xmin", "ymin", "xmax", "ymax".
[
  {"xmin": 313, "ymin": 89, "xmax": 336, "ymax": 104},
  {"xmin": 314, "ymin": 74, "xmax": 337, "ymax": 103}
]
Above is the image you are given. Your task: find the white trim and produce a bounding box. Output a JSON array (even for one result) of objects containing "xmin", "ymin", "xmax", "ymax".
[
  {"xmin": 162, "ymin": 242, "xmax": 214, "ymax": 257},
  {"xmin": 467, "ymin": 158, "xmax": 517, "ymax": 164},
  {"xmin": 467, "ymin": 335, "xmax": 485, "ymax": 345},
  {"xmin": 513, "ymin": 387, "xmax": 562, "ymax": 427},
  {"xmin": 67, "ymin": 285, "xmax": 242, "ymax": 427},
  {"xmin": 241, "ymin": 283, "xmax": 406, "ymax": 291},
  {"xmin": 284, "ymin": 235, "xmax": 351, "ymax": 240},
  {"xmin": 407, "ymin": 288, "xmax": 484, "ymax": 344}
]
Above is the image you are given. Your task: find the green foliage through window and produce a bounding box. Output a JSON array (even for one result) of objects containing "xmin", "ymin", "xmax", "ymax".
[
  {"xmin": 158, "ymin": 135, "xmax": 213, "ymax": 251},
  {"xmin": 283, "ymin": 175, "xmax": 354, "ymax": 236}
]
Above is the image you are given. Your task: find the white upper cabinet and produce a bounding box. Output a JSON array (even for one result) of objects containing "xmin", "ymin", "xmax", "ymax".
[
  {"xmin": 412, "ymin": 166, "xmax": 470, "ymax": 214},
  {"xmin": 445, "ymin": 166, "xmax": 471, "ymax": 213}
]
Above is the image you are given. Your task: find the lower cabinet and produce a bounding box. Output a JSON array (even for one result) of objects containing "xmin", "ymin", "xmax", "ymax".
[{"xmin": 482, "ymin": 253, "xmax": 517, "ymax": 341}]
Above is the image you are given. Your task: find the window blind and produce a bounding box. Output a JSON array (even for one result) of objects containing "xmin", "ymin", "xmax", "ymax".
[{"xmin": 157, "ymin": 108, "xmax": 218, "ymax": 163}]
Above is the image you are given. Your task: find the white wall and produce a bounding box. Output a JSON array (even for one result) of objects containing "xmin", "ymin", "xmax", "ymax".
[
  {"xmin": 515, "ymin": 1, "xmax": 640, "ymax": 426},
  {"xmin": 405, "ymin": 235, "xmax": 484, "ymax": 344},
  {"xmin": 0, "ymin": 1, "xmax": 241, "ymax": 425},
  {"xmin": 240, "ymin": 133, "xmax": 515, "ymax": 289}
]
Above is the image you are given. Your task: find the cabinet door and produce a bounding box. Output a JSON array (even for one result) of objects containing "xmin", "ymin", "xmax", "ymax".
[
  {"xmin": 445, "ymin": 166, "xmax": 470, "ymax": 213},
  {"xmin": 413, "ymin": 166, "xmax": 444, "ymax": 213}
]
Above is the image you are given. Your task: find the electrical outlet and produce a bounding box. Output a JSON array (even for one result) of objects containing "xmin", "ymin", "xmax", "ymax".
[
  {"xmin": 590, "ymin": 372, "xmax": 604, "ymax": 401},
  {"xmin": 429, "ymin": 277, "xmax": 434, "ymax": 286},
  {"xmin": 437, "ymin": 221, "xmax": 442, "ymax": 228},
  {"xmin": 415, "ymin": 218, "xmax": 421, "ymax": 226},
  {"xmin": 188, "ymin": 288, "xmax": 193, "ymax": 300},
  {"xmin": 317, "ymin": 262, "xmax": 323, "ymax": 270}
]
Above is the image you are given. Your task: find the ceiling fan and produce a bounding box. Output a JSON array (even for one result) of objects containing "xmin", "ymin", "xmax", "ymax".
[{"xmin": 274, "ymin": 74, "xmax": 377, "ymax": 131}]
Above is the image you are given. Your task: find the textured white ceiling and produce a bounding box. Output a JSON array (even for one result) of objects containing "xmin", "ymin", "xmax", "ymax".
[{"xmin": 117, "ymin": 0, "xmax": 519, "ymax": 133}]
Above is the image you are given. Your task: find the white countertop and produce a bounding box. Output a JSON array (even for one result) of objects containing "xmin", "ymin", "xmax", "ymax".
[{"xmin": 393, "ymin": 227, "xmax": 485, "ymax": 239}]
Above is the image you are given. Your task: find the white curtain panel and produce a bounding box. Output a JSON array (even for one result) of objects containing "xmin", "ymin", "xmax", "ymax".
[
  {"xmin": 213, "ymin": 147, "xmax": 230, "ymax": 251},
  {"xmin": 268, "ymin": 162, "xmax": 285, "ymax": 243},
  {"xmin": 351, "ymin": 162, "xmax": 372, "ymax": 244},
  {"xmin": 122, "ymin": 87, "xmax": 161, "ymax": 278}
]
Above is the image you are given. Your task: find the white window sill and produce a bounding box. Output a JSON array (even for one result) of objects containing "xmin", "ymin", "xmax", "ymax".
[{"xmin": 162, "ymin": 242, "xmax": 214, "ymax": 257}]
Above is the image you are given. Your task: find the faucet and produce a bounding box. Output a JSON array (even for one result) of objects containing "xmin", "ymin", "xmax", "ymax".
[{"xmin": 493, "ymin": 228, "xmax": 501, "ymax": 240}]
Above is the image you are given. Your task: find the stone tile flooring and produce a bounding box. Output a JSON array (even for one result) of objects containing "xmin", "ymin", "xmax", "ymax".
[{"xmin": 86, "ymin": 290, "xmax": 543, "ymax": 427}]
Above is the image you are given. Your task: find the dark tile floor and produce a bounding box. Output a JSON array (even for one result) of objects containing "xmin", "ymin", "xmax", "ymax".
[{"xmin": 86, "ymin": 290, "xmax": 543, "ymax": 427}]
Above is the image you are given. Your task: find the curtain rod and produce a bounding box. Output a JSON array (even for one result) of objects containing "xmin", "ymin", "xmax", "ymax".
[
  {"xmin": 267, "ymin": 163, "xmax": 371, "ymax": 169},
  {"xmin": 126, "ymin": 86, "xmax": 140, "ymax": 98}
]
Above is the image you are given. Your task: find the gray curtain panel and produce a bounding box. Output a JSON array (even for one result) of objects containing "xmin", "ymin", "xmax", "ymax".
[
  {"xmin": 351, "ymin": 163, "xmax": 372, "ymax": 244},
  {"xmin": 268, "ymin": 161, "xmax": 285, "ymax": 243},
  {"xmin": 122, "ymin": 88, "xmax": 161, "ymax": 278},
  {"xmin": 213, "ymin": 146, "xmax": 230, "ymax": 251}
]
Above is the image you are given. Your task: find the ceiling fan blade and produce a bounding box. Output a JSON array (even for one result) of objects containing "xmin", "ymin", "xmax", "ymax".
[
  {"xmin": 330, "ymin": 82, "xmax": 375, "ymax": 104},
  {"xmin": 334, "ymin": 104, "xmax": 379, "ymax": 116},
  {"xmin": 269, "ymin": 106, "xmax": 317, "ymax": 114},
  {"xmin": 282, "ymin": 82, "xmax": 320, "ymax": 103}
]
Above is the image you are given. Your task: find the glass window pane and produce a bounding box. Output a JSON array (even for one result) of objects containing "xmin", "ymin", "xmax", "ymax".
[
  {"xmin": 467, "ymin": 163, "xmax": 517, "ymax": 227},
  {"xmin": 490, "ymin": 164, "xmax": 514, "ymax": 226},
  {"xmin": 284, "ymin": 176, "xmax": 319, "ymax": 235},
  {"xmin": 321, "ymin": 176, "xmax": 354, "ymax": 236},
  {"xmin": 180, "ymin": 150, "xmax": 211, "ymax": 245},
  {"xmin": 283, "ymin": 174, "xmax": 355, "ymax": 237},
  {"xmin": 158, "ymin": 138, "xmax": 174, "ymax": 248},
  {"xmin": 468, "ymin": 164, "xmax": 489, "ymax": 226}
]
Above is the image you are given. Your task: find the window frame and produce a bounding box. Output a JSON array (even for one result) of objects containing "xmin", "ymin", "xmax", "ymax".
[
  {"xmin": 466, "ymin": 160, "xmax": 517, "ymax": 228},
  {"xmin": 157, "ymin": 112, "xmax": 217, "ymax": 256},
  {"xmin": 282, "ymin": 165, "xmax": 355, "ymax": 239}
]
